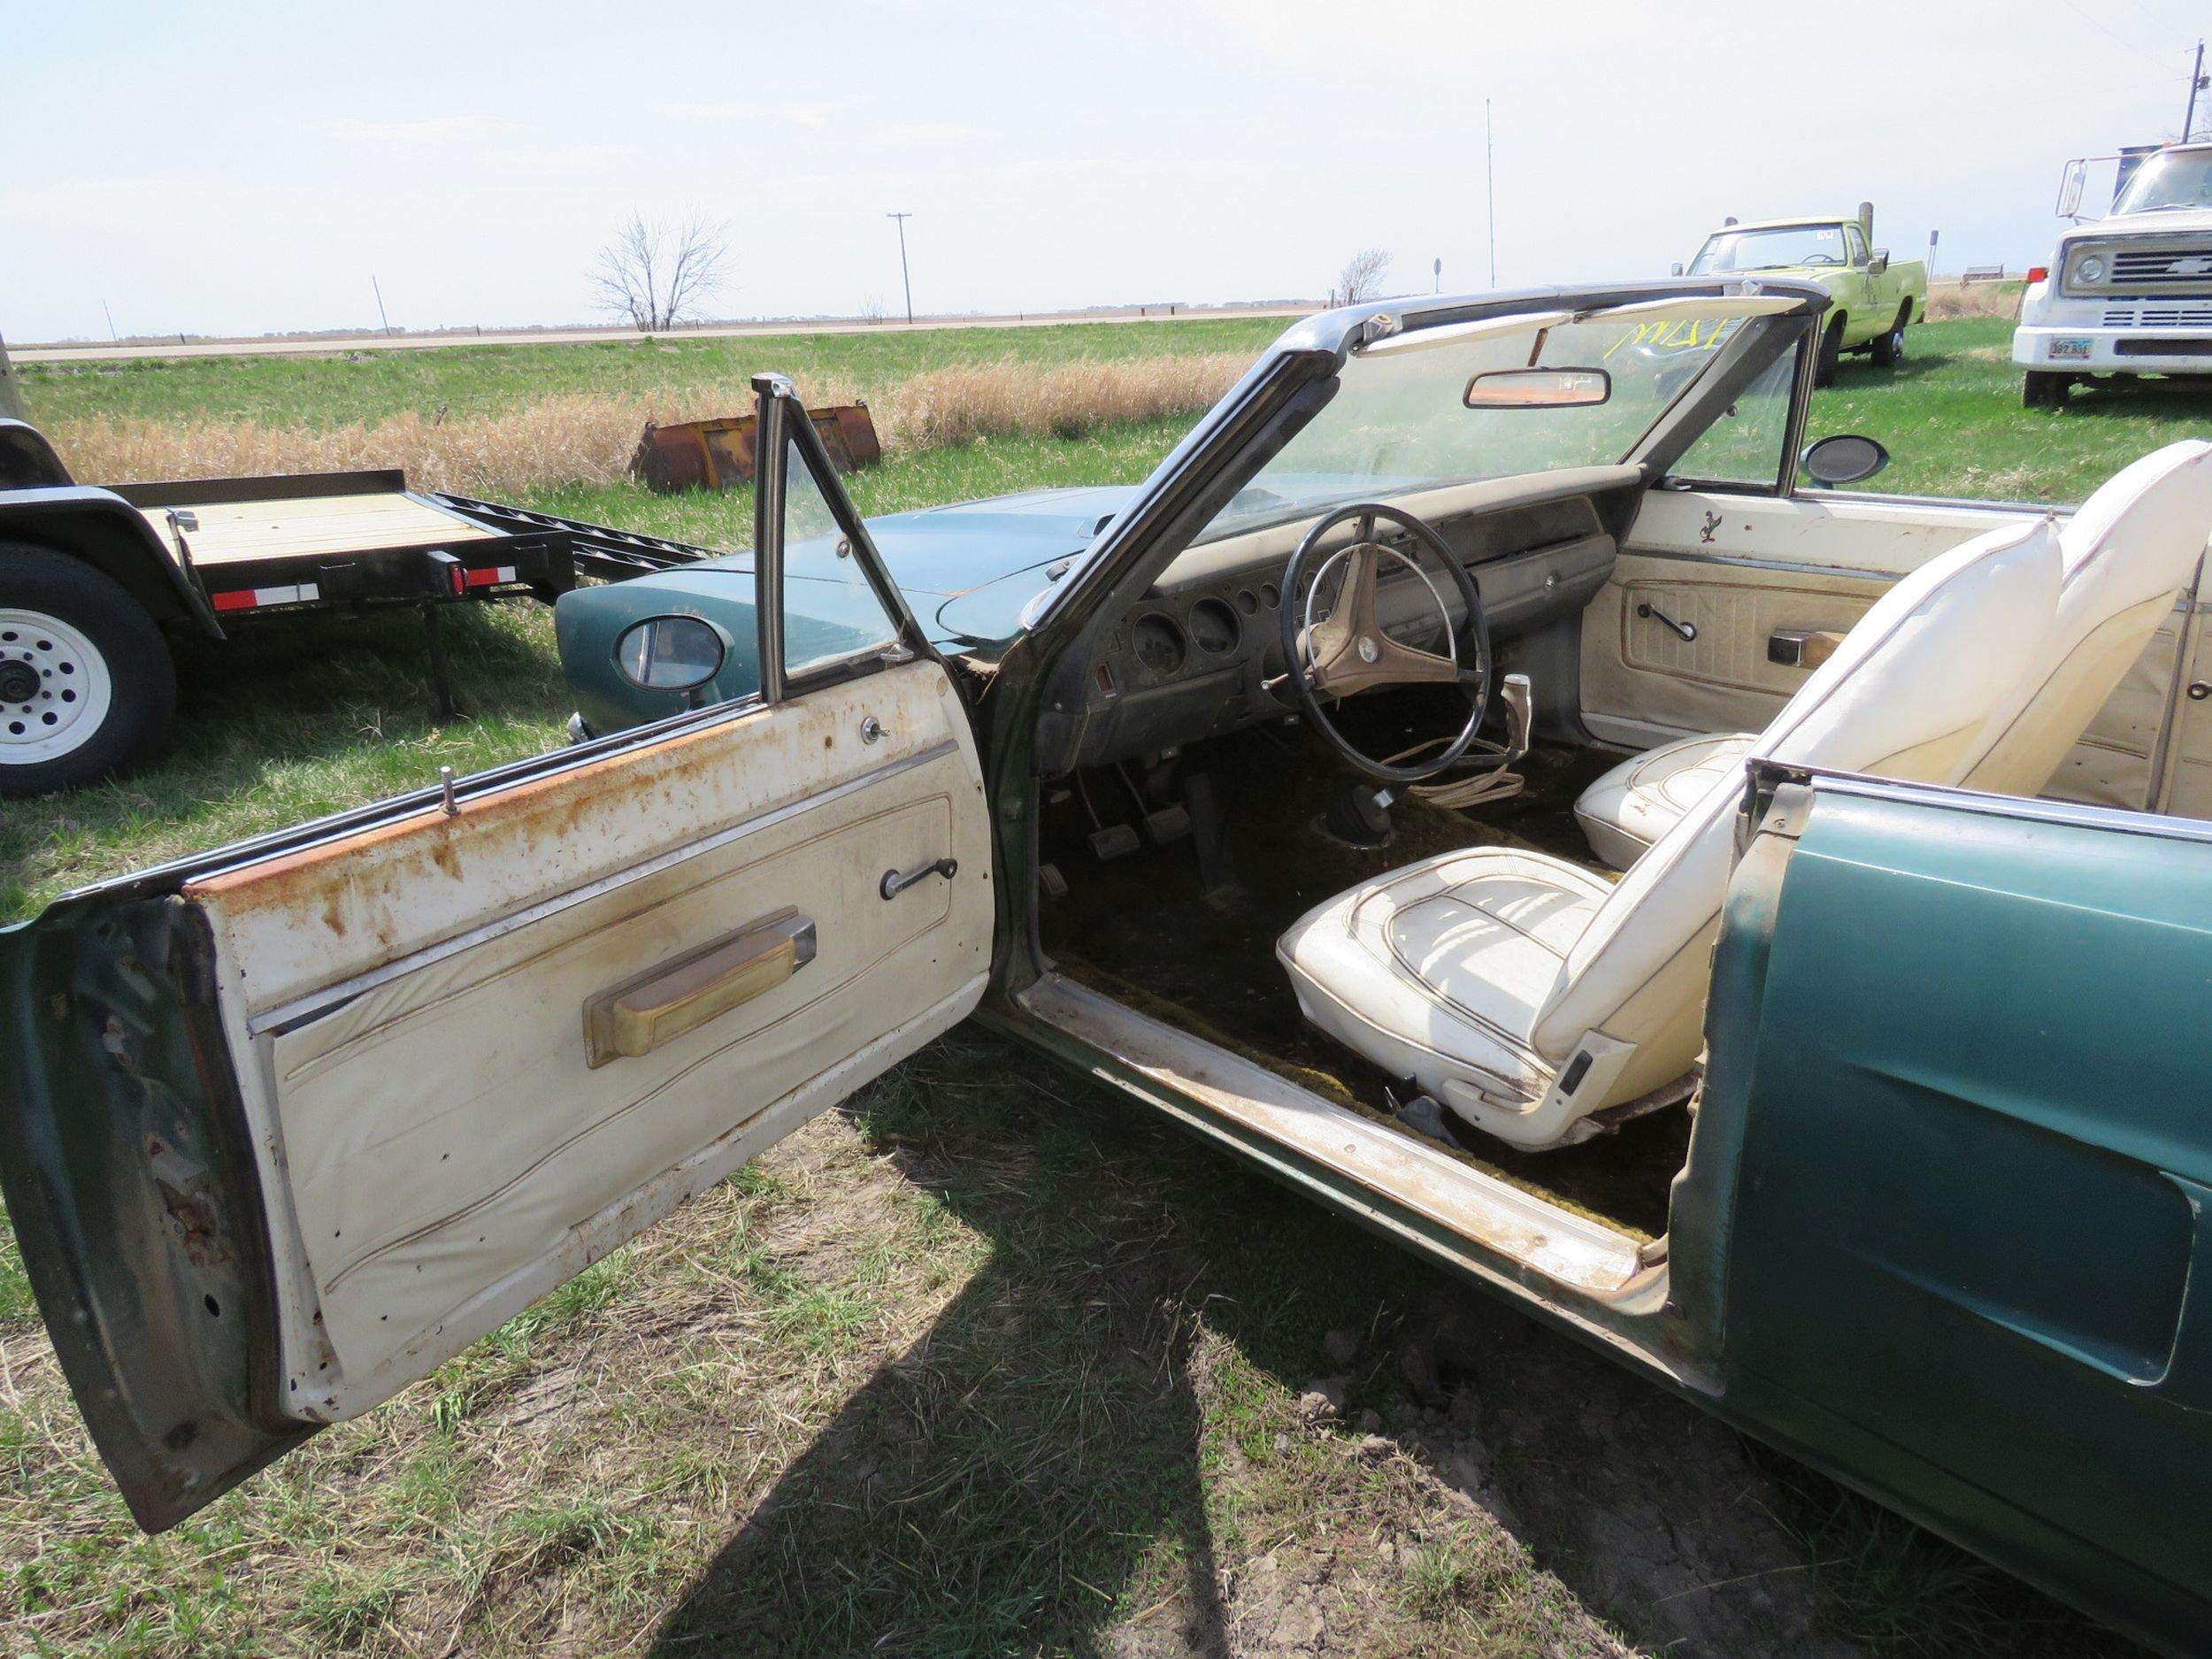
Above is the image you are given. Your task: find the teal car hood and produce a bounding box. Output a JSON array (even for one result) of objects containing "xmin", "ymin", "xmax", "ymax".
[{"xmin": 554, "ymin": 484, "xmax": 1138, "ymax": 737}]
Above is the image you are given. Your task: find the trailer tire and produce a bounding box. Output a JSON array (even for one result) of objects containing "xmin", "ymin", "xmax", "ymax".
[
  {"xmin": 2022, "ymin": 371, "xmax": 2073, "ymax": 411},
  {"xmin": 0, "ymin": 543, "xmax": 177, "ymax": 796}
]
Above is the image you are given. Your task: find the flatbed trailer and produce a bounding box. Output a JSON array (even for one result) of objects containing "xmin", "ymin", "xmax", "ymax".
[{"xmin": 0, "ymin": 419, "xmax": 732, "ymax": 795}]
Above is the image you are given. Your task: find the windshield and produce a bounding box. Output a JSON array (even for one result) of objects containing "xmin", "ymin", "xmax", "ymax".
[
  {"xmin": 1194, "ymin": 309, "xmax": 1755, "ymax": 545},
  {"xmin": 1688, "ymin": 225, "xmax": 1847, "ymax": 273},
  {"xmin": 2113, "ymin": 149, "xmax": 2212, "ymax": 214}
]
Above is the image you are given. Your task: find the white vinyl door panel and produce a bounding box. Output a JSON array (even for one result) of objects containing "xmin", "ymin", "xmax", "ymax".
[
  {"xmin": 183, "ymin": 661, "xmax": 991, "ymax": 1419},
  {"xmin": 1589, "ymin": 488, "xmax": 2185, "ymax": 811}
]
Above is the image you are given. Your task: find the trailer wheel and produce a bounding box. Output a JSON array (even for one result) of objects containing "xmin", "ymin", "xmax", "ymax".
[{"xmin": 0, "ymin": 543, "xmax": 177, "ymax": 796}]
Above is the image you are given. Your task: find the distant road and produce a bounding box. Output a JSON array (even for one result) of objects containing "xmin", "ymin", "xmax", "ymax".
[{"xmin": 15, "ymin": 303, "xmax": 1319, "ymax": 365}]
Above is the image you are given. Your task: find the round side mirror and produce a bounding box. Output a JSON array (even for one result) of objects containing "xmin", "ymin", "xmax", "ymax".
[
  {"xmin": 615, "ymin": 615, "xmax": 726, "ymax": 691},
  {"xmin": 1801, "ymin": 433, "xmax": 1892, "ymax": 487}
]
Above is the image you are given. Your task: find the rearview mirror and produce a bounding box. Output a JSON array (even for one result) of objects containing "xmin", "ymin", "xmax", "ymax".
[
  {"xmin": 1464, "ymin": 368, "xmax": 1611, "ymax": 409},
  {"xmin": 1670, "ymin": 262, "xmax": 1685, "ymax": 277},
  {"xmin": 1801, "ymin": 433, "xmax": 1891, "ymax": 487},
  {"xmin": 615, "ymin": 615, "xmax": 726, "ymax": 690},
  {"xmin": 1869, "ymin": 249, "xmax": 1890, "ymax": 275}
]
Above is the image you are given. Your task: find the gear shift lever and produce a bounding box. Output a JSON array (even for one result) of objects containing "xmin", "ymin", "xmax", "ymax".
[{"xmin": 1499, "ymin": 672, "xmax": 1533, "ymax": 764}]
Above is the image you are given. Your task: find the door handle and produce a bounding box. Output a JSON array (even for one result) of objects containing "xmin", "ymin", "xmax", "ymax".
[
  {"xmin": 583, "ymin": 908, "xmax": 816, "ymax": 1067},
  {"xmin": 880, "ymin": 856, "xmax": 956, "ymax": 900},
  {"xmin": 1634, "ymin": 602, "xmax": 1697, "ymax": 643},
  {"xmin": 1770, "ymin": 627, "xmax": 1847, "ymax": 669}
]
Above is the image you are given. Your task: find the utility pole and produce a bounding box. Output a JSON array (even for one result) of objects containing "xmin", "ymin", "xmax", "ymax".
[
  {"xmin": 372, "ymin": 275, "xmax": 393, "ymax": 336},
  {"xmin": 101, "ymin": 300, "xmax": 119, "ymax": 342},
  {"xmin": 2189, "ymin": 40, "xmax": 2207, "ymax": 142},
  {"xmin": 1485, "ymin": 100, "xmax": 1498, "ymax": 288},
  {"xmin": 0, "ymin": 331, "xmax": 25, "ymax": 421},
  {"xmin": 887, "ymin": 212, "xmax": 915, "ymax": 325}
]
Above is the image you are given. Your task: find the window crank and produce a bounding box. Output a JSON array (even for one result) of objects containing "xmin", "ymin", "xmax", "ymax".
[
  {"xmin": 1635, "ymin": 602, "xmax": 1698, "ymax": 643},
  {"xmin": 880, "ymin": 856, "xmax": 957, "ymax": 900}
]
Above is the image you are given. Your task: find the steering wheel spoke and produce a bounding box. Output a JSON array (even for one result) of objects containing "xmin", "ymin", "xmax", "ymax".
[{"xmin": 1280, "ymin": 504, "xmax": 1494, "ymax": 784}]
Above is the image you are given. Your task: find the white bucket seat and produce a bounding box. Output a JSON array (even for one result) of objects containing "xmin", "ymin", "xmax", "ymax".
[
  {"xmin": 1573, "ymin": 441, "xmax": 2212, "ymax": 868},
  {"xmin": 1277, "ymin": 514, "xmax": 2062, "ymax": 1151}
]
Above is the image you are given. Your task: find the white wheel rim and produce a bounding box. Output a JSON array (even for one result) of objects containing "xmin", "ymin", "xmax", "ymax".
[{"xmin": 0, "ymin": 608, "xmax": 115, "ymax": 765}]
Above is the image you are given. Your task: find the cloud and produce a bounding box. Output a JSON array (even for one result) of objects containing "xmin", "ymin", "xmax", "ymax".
[
  {"xmin": 481, "ymin": 144, "xmax": 632, "ymax": 176},
  {"xmin": 659, "ymin": 96, "xmax": 863, "ymax": 128},
  {"xmin": 883, "ymin": 120, "xmax": 985, "ymax": 144},
  {"xmin": 322, "ymin": 115, "xmax": 532, "ymax": 148}
]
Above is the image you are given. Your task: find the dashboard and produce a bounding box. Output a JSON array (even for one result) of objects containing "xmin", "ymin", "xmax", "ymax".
[{"xmin": 1061, "ymin": 465, "xmax": 1645, "ymax": 770}]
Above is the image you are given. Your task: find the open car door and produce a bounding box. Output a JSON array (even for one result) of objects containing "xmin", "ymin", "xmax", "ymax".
[{"xmin": 0, "ymin": 377, "xmax": 994, "ymax": 1530}]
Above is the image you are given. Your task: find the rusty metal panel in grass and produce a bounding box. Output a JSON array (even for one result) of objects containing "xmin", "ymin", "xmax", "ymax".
[{"xmin": 632, "ymin": 405, "xmax": 881, "ymax": 492}]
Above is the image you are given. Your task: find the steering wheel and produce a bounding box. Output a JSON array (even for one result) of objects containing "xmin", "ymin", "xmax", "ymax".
[{"xmin": 1279, "ymin": 502, "xmax": 1492, "ymax": 784}]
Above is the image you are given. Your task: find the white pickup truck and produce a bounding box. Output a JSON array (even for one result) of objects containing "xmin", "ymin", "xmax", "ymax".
[{"xmin": 2016, "ymin": 142, "xmax": 2212, "ymax": 406}]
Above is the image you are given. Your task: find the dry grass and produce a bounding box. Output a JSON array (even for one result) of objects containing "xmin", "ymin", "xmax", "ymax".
[
  {"xmin": 1923, "ymin": 280, "xmax": 2025, "ymax": 322},
  {"xmin": 38, "ymin": 353, "xmax": 1249, "ymax": 499}
]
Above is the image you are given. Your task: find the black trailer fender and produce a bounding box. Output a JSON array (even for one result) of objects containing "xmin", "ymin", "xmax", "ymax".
[
  {"xmin": 0, "ymin": 484, "xmax": 226, "ymax": 640},
  {"xmin": 0, "ymin": 419, "xmax": 73, "ymax": 490}
]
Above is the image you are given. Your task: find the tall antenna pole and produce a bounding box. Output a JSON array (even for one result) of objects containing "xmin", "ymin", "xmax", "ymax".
[
  {"xmin": 372, "ymin": 275, "xmax": 393, "ymax": 336},
  {"xmin": 887, "ymin": 212, "xmax": 915, "ymax": 325},
  {"xmin": 101, "ymin": 300, "xmax": 119, "ymax": 342},
  {"xmin": 1485, "ymin": 100, "xmax": 1498, "ymax": 288},
  {"xmin": 2189, "ymin": 40, "xmax": 2207, "ymax": 142}
]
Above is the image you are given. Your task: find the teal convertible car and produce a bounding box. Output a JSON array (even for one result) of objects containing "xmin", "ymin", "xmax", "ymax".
[{"xmin": 8, "ymin": 279, "xmax": 2212, "ymax": 1655}]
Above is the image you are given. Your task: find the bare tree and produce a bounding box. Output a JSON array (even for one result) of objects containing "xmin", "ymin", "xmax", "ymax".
[
  {"xmin": 0, "ymin": 331, "xmax": 26, "ymax": 422},
  {"xmin": 1336, "ymin": 248, "xmax": 1392, "ymax": 305},
  {"xmin": 592, "ymin": 211, "xmax": 731, "ymax": 334}
]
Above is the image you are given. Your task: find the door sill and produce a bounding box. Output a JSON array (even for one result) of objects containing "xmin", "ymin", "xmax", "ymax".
[{"xmin": 1011, "ymin": 972, "xmax": 1651, "ymax": 1300}]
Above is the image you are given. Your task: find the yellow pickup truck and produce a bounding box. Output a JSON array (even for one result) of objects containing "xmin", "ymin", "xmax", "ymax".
[{"xmin": 1677, "ymin": 207, "xmax": 1929, "ymax": 384}]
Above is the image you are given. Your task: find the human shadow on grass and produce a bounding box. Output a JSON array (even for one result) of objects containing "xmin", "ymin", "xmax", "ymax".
[{"xmin": 647, "ymin": 1030, "xmax": 2150, "ymax": 1659}]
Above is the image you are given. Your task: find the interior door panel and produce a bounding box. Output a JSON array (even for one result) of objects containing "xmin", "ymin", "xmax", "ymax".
[
  {"xmin": 1587, "ymin": 488, "xmax": 2190, "ymax": 813},
  {"xmin": 188, "ymin": 660, "xmax": 990, "ymax": 1419}
]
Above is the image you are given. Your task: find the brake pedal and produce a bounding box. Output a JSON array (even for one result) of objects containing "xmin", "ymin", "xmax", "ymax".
[
  {"xmin": 1087, "ymin": 823, "xmax": 1142, "ymax": 861},
  {"xmin": 1144, "ymin": 803, "xmax": 1192, "ymax": 844}
]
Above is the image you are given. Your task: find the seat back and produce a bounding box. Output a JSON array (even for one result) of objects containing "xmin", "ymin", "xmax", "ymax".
[
  {"xmin": 1962, "ymin": 441, "xmax": 2212, "ymax": 798},
  {"xmin": 1530, "ymin": 515, "xmax": 2063, "ymax": 1110}
]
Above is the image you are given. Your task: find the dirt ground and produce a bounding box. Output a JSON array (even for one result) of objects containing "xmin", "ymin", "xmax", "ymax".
[{"xmin": 0, "ymin": 1032, "xmax": 2150, "ymax": 1658}]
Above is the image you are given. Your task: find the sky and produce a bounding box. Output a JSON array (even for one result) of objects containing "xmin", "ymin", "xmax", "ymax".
[{"xmin": 6, "ymin": 0, "xmax": 2210, "ymax": 342}]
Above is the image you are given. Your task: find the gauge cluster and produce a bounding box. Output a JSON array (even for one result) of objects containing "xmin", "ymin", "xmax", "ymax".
[{"xmin": 1066, "ymin": 498, "xmax": 1621, "ymax": 771}]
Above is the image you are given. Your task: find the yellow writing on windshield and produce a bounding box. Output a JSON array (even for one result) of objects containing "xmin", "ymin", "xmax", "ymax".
[{"xmin": 1601, "ymin": 318, "xmax": 1738, "ymax": 359}]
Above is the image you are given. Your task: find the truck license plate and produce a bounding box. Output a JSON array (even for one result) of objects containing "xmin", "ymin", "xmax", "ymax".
[{"xmin": 2051, "ymin": 337, "xmax": 2093, "ymax": 360}]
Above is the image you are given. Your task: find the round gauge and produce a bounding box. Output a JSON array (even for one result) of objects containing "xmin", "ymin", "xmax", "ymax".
[
  {"xmin": 1130, "ymin": 613, "xmax": 1187, "ymax": 679},
  {"xmin": 1259, "ymin": 581, "xmax": 1282, "ymax": 609},
  {"xmin": 1234, "ymin": 588, "xmax": 1260, "ymax": 617},
  {"xmin": 1188, "ymin": 596, "xmax": 1241, "ymax": 655}
]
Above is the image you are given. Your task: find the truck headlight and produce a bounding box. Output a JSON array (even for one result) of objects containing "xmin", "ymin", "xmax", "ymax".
[{"xmin": 2077, "ymin": 252, "xmax": 2108, "ymax": 284}]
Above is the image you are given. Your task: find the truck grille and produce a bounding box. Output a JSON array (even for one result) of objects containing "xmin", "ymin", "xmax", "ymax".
[
  {"xmin": 2102, "ymin": 304, "xmax": 2212, "ymax": 326},
  {"xmin": 2109, "ymin": 246, "xmax": 2212, "ymax": 284}
]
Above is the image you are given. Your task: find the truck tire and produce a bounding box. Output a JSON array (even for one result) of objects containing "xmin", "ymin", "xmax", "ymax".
[
  {"xmin": 1870, "ymin": 303, "xmax": 1909, "ymax": 368},
  {"xmin": 2022, "ymin": 371, "xmax": 2072, "ymax": 411},
  {"xmin": 0, "ymin": 543, "xmax": 177, "ymax": 796},
  {"xmin": 1815, "ymin": 315, "xmax": 1846, "ymax": 388}
]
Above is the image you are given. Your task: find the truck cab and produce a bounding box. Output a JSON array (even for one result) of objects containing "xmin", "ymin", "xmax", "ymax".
[
  {"xmin": 1680, "ymin": 208, "xmax": 1927, "ymax": 385},
  {"xmin": 2017, "ymin": 142, "xmax": 2212, "ymax": 406}
]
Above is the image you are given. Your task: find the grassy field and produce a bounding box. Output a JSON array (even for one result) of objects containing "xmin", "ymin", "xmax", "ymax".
[
  {"xmin": 15, "ymin": 319, "xmax": 1286, "ymax": 430},
  {"xmin": 0, "ymin": 314, "xmax": 2191, "ymax": 1655}
]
